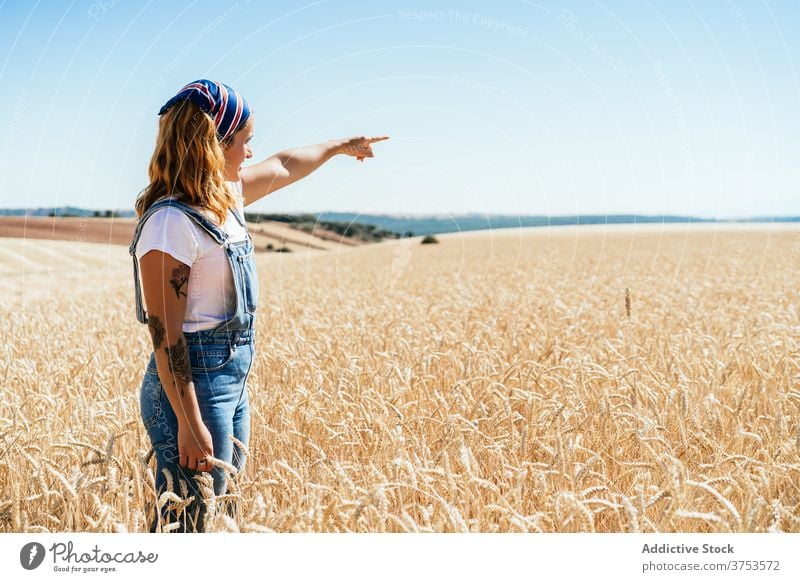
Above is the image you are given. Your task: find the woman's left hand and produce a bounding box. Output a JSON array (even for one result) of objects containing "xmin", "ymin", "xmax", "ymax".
[{"xmin": 337, "ymin": 135, "xmax": 390, "ymax": 162}]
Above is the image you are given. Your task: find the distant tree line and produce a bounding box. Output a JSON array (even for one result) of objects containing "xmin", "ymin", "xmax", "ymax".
[
  {"xmin": 244, "ymin": 212, "xmax": 413, "ymax": 242},
  {"xmin": 48, "ymin": 210, "xmax": 121, "ymax": 218},
  {"xmin": 93, "ymin": 210, "xmax": 121, "ymax": 218}
]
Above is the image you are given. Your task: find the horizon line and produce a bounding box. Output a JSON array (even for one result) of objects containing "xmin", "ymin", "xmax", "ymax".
[{"xmin": 1, "ymin": 208, "xmax": 798, "ymax": 222}]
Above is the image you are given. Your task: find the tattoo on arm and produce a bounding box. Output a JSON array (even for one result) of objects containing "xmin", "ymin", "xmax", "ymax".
[
  {"xmin": 163, "ymin": 336, "xmax": 192, "ymax": 397},
  {"xmin": 169, "ymin": 264, "xmax": 190, "ymax": 299},
  {"xmin": 147, "ymin": 315, "xmax": 166, "ymax": 349}
]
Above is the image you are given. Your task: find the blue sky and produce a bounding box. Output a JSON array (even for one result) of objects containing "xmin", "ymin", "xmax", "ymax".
[{"xmin": 0, "ymin": 0, "xmax": 798, "ymax": 218}]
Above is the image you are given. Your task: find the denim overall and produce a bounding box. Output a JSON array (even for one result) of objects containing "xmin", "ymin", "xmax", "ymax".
[{"xmin": 128, "ymin": 197, "xmax": 258, "ymax": 533}]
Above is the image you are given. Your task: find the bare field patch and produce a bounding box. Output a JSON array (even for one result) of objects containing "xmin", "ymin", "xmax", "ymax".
[
  {"xmin": 0, "ymin": 217, "xmax": 137, "ymax": 246},
  {"xmin": 0, "ymin": 216, "xmax": 354, "ymax": 255},
  {"xmin": 1, "ymin": 225, "xmax": 799, "ymax": 533}
]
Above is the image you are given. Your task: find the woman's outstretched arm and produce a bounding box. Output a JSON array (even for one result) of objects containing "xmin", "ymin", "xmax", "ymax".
[{"xmin": 241, "ymin": 135, "xmax": 389, "ymax": 206}]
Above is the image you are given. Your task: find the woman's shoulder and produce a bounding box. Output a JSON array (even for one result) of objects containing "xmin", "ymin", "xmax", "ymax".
[
  {"xmin": 135, "ymin": 204, "xmax": 202, "ymax": 263},
  {"xmin": 145, "ymin": 199, "xmax": 194, "ymax": 219},
  {"xmin": 143, "ymin": 186, "xmax": 242, "ymax": 230},
  {"xmin": 139, "ymin": 203, "xmax": 202, "ymax": 237}
]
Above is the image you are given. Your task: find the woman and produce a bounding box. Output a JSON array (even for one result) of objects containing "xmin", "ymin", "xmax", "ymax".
[{"xmin": 129, "ymin": 79, "xmax": 388, "ymax": 532}]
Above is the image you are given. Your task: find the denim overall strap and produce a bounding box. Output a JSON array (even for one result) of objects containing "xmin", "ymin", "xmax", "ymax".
[
  {"xmin": 209, "ymin": 228, "xmax": 258, "ymax": 335},
  {"xmin": 128, "ymin": 198, "xmax": 231, "ymax": 324}
]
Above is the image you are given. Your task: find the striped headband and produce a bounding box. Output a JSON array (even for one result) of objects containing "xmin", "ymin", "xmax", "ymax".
[{"xmin": 157, "ymin": 79, "xmax": 250, "ymax": 143}]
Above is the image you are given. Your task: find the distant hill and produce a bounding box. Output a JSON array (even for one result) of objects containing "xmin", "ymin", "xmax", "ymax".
[
  {"xmin": 1, "ymin": 207, "xmax": 797, "ymax": 237},
  {"xmin": 315, "ymin": 213, "xmax": 800, "ymax": 237}
]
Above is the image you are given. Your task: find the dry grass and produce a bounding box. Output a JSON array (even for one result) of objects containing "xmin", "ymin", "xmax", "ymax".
[{"xmin": 1, "ymin": 223, "xmax": 799, "ymax": 533}]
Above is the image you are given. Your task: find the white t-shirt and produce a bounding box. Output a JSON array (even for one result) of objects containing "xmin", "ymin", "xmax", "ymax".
[{"xmin": 135, "ymin": 180, "xmax": 249, "ymax": 332}]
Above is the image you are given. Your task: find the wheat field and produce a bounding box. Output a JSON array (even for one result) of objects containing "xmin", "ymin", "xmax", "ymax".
[{"xmin": 1, "ymin": 224, "xmax": 799, "ymax": 533}]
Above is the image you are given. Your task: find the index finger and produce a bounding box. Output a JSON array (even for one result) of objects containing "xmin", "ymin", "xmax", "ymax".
[{"xmin": 367, "ymin": 136, "xmax": 390, "ymax": 143}]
